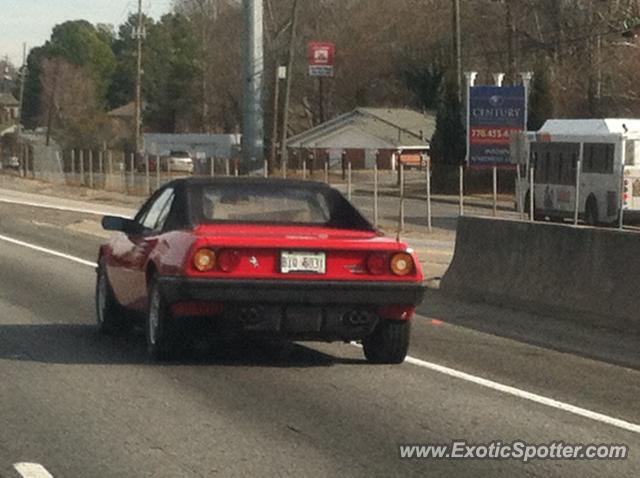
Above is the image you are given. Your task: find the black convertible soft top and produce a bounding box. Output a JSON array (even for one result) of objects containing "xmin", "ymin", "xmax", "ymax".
[{"xmin": 165, "ymin": 177, "xmax": 375, "ymax": 231}]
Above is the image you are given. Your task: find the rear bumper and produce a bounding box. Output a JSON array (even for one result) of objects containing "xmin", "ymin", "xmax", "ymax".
[
  {"xmin": 157, "ymin": 276, "xmax": 426, "ymax": 341},
  {"xmin": 168, "ymin": 162, "xmax": 193, "ymax": 172},
  {"xmin": 157, "ymin": 276, "xmax": 425, "ymax": 306}
]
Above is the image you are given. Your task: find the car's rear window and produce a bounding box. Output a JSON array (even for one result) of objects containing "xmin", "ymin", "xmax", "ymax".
[{"xmin": 190, "ymin": 183, "xmax": 374, "ymax": 230}]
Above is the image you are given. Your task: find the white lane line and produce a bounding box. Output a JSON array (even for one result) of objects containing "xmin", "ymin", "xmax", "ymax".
[
  {"xmin": 0, "ymin": 197, "xmax": 133, "ymax": 218},
  {"xmin": 0, "ymin": 233, "xmax": 97, "ymax": 268},
  {"xmin": 347, "ymin": 346, "xmax": 640, "ymax": 436},
  {"xmin": 2, "ymin": 232, "xmax": 639, "ymax": 436},
  {"xmin": 403, "ymin": 355, "xmax": 640, "ymax": 435},
  {"xmin": 13, "ymin": 463, "xmax": 54, "ymax": 478}
]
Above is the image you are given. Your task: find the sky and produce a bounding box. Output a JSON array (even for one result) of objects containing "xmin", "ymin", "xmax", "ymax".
[{"xmin": 1, "ymin": 0, "xmax": 173, "ymax": 66}]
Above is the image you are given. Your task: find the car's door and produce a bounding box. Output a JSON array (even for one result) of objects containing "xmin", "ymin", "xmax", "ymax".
[{"xmin": 108, "ymin": 187, "xmax": 176, "ymax": 310}]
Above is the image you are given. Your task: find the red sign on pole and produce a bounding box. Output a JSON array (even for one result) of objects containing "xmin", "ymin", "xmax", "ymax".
[{"xmin": 308, "ymin": 42, "xmax": 335, "ymax": 77}]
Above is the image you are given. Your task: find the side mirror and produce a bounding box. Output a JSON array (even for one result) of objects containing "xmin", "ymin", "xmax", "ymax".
[{"xmin": 101, "ymin": 216, "xmax": 145, "ymax": 235}]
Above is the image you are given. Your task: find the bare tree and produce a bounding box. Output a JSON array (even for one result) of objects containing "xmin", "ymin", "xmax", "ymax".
[
  {"xmin": 169, "ymin": 0, "xmax": 640, "ymax": 133},
  {"xmin": 40, "ymin": 58, "xmax": 108, "ymax": 147}
]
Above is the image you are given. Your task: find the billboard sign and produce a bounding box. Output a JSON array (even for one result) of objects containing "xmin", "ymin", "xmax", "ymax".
[
  {"xmin": 308, "ymin": 42, "xmax": 336, "ymax": 77},
  {"xmin": 469, "ymin": 86, "xmax": 526, "ymax": 167}
]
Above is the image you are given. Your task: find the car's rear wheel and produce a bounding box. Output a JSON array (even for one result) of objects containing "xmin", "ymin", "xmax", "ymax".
[
  {"xmin": 362, "ymin": 320, "xmax": 411, "ymax": 364},
  {"xmin": 146, "ymin": 279, "xmax": 177, "ymax": 361},
  {"xmin": 95, "ymin": 265, "xmax": 127, "ymax": 335}
]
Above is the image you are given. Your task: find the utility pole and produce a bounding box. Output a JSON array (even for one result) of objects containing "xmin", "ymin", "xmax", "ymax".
[
  {"xmin": 452, "ymin": 0, "xmax": 462, "ymax": 98},
  {"xmin": 242, "ymin": 0, "xmax": 265, "ymax": 173},
  {"xmin": 505, "ymin": 0, "xmax": 516, "ymax": 84},
  {"xmin": 280, "ymin": 0, "xmax": 301, "ymax": 177},
  {"xmin": 134, "ymin": 0, "xmax": 144, "ymax": 153},
  {"xmin": 318, "ymin": 77, "xmax": 325, "ymax": 124},
  {"xmin": 17, "ymin": 43, "xmax": 26, "ymax": 140},
  {"xmin": 16, "ymin": 43, "xmax": 27, "ymax": 174},
  {"xmin": 45, "ymin": 61, "xmax": 60, "ymax": 146},
  {"xmin": 202, "ymin": 1, "xmax": 209, "ymax": 132}
]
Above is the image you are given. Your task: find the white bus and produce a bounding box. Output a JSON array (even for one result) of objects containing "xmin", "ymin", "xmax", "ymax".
[{"xmin": 514, "ymin": 119, "xmax": 640, "ymax": 225}]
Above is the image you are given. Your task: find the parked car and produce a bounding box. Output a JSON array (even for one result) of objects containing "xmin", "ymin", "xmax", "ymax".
[
  {"xmin": 97, "ymin": 178, "xmax": 425, "ymax": 362},
  {"xmin": 166, "ymin": 151, "xmax": 194, "ymax": 173}
]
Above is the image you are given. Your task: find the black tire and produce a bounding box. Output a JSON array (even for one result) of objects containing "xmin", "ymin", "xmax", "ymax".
[
  {"xmin": 362, "ymin": 320, "xmax": 411, "ymax": 364},
  {"xmin": 585, "ymin": 198, "xmax": 598, "ymax": 226},
  {"xmin": 95, "ymin": 264, "xmax": 127, "ymax": 335},
  {"xmin": 146, "ymin": 279, "xmax": 177, "ymax": 361}
]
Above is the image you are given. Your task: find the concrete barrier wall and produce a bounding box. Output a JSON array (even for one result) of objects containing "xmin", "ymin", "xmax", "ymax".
[{"xmin": 441, "ymin": 217, "xmax": 640, "ymax": 333}]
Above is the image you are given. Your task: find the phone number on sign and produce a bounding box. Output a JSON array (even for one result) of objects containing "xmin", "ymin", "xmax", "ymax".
[{"xmin": 470, "ymin": 127, "xmax": 521, "ymax": 145}]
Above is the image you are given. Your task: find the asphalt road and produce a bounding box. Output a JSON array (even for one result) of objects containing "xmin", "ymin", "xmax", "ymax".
[{"xmin": 0, "ymin": 202, "xmax": 638, "ymax": 477}]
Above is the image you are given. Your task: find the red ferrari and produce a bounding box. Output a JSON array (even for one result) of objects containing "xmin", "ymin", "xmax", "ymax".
[{"xmin": 96, "ymin": 178, "xmax": 425, "ymax": 363}]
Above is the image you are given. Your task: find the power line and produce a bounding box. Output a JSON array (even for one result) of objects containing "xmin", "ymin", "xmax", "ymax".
[{"xmin": 461, "ymin": 17, "xmax": 639, "ymax": 63}]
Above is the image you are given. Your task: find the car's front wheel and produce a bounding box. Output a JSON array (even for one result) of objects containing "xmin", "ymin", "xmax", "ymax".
[
  {"xmin": 146, "ymin": 279, "xmax": 177, "ymax": 361},
  {"xmin": 362, "ymin": 320, "xmax": 411, "ymax": 364},
  {"xmin": 95, "ymin": 265, "xmax": 127, "ymax": 335}
]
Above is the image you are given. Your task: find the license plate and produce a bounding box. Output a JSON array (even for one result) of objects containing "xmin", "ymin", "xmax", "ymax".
[{"xmin": 280, "ymin": 251, "xmax": 326, "ymax": 274}]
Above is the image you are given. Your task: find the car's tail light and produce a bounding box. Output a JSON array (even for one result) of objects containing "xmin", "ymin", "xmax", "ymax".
[
  {"xmin": 193, "ymin": 248, "xmax": 216, "ymax": 272},
  {"xmin": 218, "ymin": 249, "xmax": 241, "ymax": 272},
  {"xmin": 390, "ymin": 252, "xmax": 415, "ymax": 276},
  {"xmin": 366, "ymin": 253, "xmax": 387, "ymax": 275}
]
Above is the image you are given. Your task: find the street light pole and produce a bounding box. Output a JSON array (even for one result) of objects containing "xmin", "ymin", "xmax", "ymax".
[{"xmin": 270, "ymin": 65, "xmax": 285, "ymax": 173}]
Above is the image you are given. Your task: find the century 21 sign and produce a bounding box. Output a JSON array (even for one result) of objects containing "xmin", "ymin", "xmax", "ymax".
[{"xmin": 469, "ymin": 86, "xmax": 526, "ymax": 168}]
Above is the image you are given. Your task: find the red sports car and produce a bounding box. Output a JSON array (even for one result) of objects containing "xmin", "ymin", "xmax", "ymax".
[{"xmin": 96, "ymin": 178, "xmax": 425, "ymax": 363}]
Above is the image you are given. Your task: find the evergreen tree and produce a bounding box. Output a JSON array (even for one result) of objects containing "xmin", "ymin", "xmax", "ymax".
[
  {"xmin": 107, "ymin": 14, "xmax": 155, "ymax": 110},
  {"xmin": 528, "ymin": 65, "xmax": 554, "ymax": 131},
  {"xmin": 47, "ymin": 20, "xmax": 116, "ymax": 101},
  {"xmin": 430, "ymin": 76, "xmax": 466, "ymax": 165},
  {"xmin": 142, "ymin": 13, "xmax": 202, "ymax": 133},
  {"xmin": 22, "ymin": 46, "xmax": 46, "ymax": 129}
]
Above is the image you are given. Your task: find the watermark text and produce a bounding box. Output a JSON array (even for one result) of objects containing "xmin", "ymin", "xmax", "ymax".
[{"xmin": 399, "ymin": 441, "xmax": 629, "ymax": 463}]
